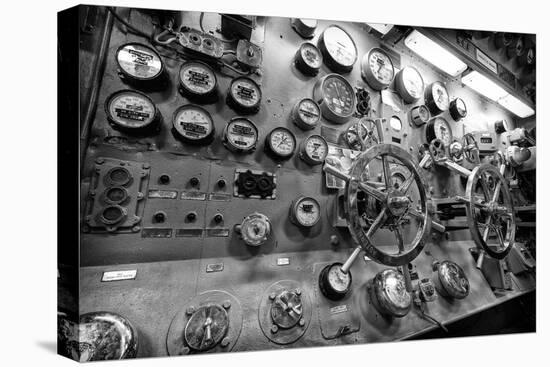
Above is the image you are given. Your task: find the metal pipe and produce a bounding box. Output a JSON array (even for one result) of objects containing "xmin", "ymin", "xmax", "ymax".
[{"xmin": 341, "ymin": 246, "xmax": 362, "ymax": 273}]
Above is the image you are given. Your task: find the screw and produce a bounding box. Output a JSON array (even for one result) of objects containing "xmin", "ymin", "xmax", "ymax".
[
  {"xmin": 220, "ymin": 337, "xmax": 230, "ymax": 347},
  {"xmin": 299, "ymin": 318, "xmax": 305, "ymax": 327},
  {"xmin": 186, "ymin": 306, "xmax": 195, "ymax": 315},
  {"xmin": 222, "ymin": 301, "xmax": 231, "ymax": 309},
  {"xmin": 89, "ymin": 191, "xmax": 96, "ymax": 197},
  {"xmin": 154, "ymin": 212, "xmax": 166, "ymax": 223},
  {"xmin": 131, "ymin": 225, "xmax": 141, "ymax": 233},
  {"xmin": 330, "ymin": 235, "xmax": 339, "ymax": 246},
  {"xmin": 295, "ymin": 288, "xmax": 302, "ymax": 296},
  {"xmin": 190, "ymin": 177, "xmax": 200, "ymax": 187},
  {"xmin": 269, "ymin": 292, "xmax": 276, "ymax": 300},
  {"xmin": 180, "ymin": 347, "xmax": 190, "ymax": 355},
  {"xmin": 271, "ymin": 325, "xmax": 278, "ymax": 334}
]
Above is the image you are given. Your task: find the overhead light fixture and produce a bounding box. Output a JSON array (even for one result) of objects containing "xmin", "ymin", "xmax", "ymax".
[
  {"xmin": 462, "ymin": 71, "xmax": 535, "ymax": 118},
  {"xmin": 366, "ymin": 23, "xmax": 394, "ymax": 35},
  {"xmin": 404, "ymin": 30, "xmax": 467, "ymax": 77}
]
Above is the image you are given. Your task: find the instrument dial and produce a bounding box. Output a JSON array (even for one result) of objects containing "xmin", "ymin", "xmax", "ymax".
[
  {"xmin": 294, "ymin": 42, "xmax": 323, "ymax": 76},
  {"xmin": 319, "ymin": 262, "xmax": 352, "ymax": 301},
  {"xmin": 115, "ymin": 43, "xmax": 164, "ymax": 81},
  {"xmin": 395, "ymin": 66, "xmax": 424, "ymax": 103},
  {"xmin": 172, "ymin": 105, "xmax": 215, "ymax": 144},
  {"xmin": 318, "ymin": 25, "xmax": 357, "ymax": 73},
  {"xmin": 223, "ymin": 118, "xmax": 259, "ymax": 153},
  {"xmin": 178, "ymin": 61, "xmax": 217, "ymax": 99},
  {"xmin": 390, "ymin": 115, "xmax": 402, "ymax": 132},
  {"xmin": 265, "ymin": 127, "xmax": 296, "ymax": 159},
  {"xmin": 227, "ymin": 77, "xmax": 262, "ymax": 113},
  {"xmin": 313, "ymin": 74, "xmax": 356, "ymax": 124},
  {"xmin": 299, "ymin": 134, "xmax": 328, "ymax": 165},
  {"xmin": 449, "ymin": 97, "xmax": 467, "ymax": 121},
  {"xmin": 105, "ymin": 90, "xmax": 158, "ymax": 133},
  {"xmin": 290, "ymin": 196, "xmax": 321, "ymax": 227},
  {"xmin": 424, "ymin": 81, "xmax": 450, "ymax": 115},
  {"xmin": 361, "ymin": 47, "xmax": 395, "ymax": 90},
  {"xmin": 427, "ymin": 117, "xmax": 453, "ymax": 146},
  {"xmin": 292, "ymin": 98, "xmax": 321, "ymax": 130}
]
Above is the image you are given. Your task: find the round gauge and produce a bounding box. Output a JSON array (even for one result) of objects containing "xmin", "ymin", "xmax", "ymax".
[
  {"xmin": 105, "ymin": 89, "xmax": 159, "ymax": 133},
  {"xmin": 410, "ymin": 105, "xmax": 430, "ymax": 127},
  {"xmin": 426, "ymin": 117, "xmax": 453, "ymax": 145},
  {"xmin": 294, "ymin": 42, "xmax": 323, "ymax": 76},
  {"xmin": 390, "ymin": 115, "xmax": 402, "ymax": 132},
  {"xmin": 178, "ymin": 61, "xmax": 217, "ymax": 100},
  {"xmin": 238, "ymin": 212, "xmax": 272, "ymax": 246},
  {"xmin": 424, "ymin": 81, "xmax": 450, "ymax": 116},
  {"xmin": 313, "ymin": 74, "xmax": 357, "ymax": 124},
  {"xmin": 395, "ymin": 66, "xmax": 424, "ymax": 103},
  {"xmin": 494, "ymin": 119, "xmax": 511, "ymax": 134},
  {"xmin": 449, "ymin": 97, "xmax": 467, "ymax": 121},
  {"xmin": 223, "ymin": 117, "xmax": 259, "ymax": 153},
  {"xmin": 172, "ymin": 104, "xmax": 215, "ymax": 144},
  {"xmin": 265, "ymin": 127, "xmax": 296, "ymax": 159},
  {"xmin": 116, "ymin": 43, "xmax": 164, "ymax": 82},
  {"xmin": 370, "ymin": 269, "xmax": 411, "ymax": 318},
  {"xmin": 299, "ymin": 134, "xmax": 328, "ymax": 165},
  {"xmin": 345, "ymin": 118, "xmax": 379, "ymax": 151},
  {"xmin": 319, "ymin": 262, "xmax": 352, "ymax": 301},
  {"xmin": 291, "ymin": 18, "xmax": 318, "ymax": 38},
  {"xmin": 292, "ymin": 98, "xmax": 321, "ymax": 130},
  {"xmin": 289, "ymin": 196, "xmax": 321, "ymax": 227},
  {"xmin": 318, "ymin": 25, "xmax": 358, "ymax": 73},
  {"xmin": 433, "ymin": 261, "xmax": 470, "ymax": 299},
  {"xmin": 361, "ymin": 47, "xmax": 395, "ymax": 90},
  {"xmin": 226, "ymin": 77, "xmax": 262, "ymax": 113}
]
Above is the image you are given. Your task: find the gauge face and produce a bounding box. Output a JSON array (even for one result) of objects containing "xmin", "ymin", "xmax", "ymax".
[
  {"xmin": 390, "ymin": 116, "xmax": 402, "ymax": 132},
  {"xmin": 292, "ymin": 196, "xmax": 321, "ymax": 227},
  {"xmin": 294, "ymin": 98, "xmax": 321, "ymax": 129},
  {"xmin": 172, "ymin": 105, "xmax": 214, "ymax": 143},
  {"xmin": 455, "ymin": 98, "xmax": 467, "ymax": 116},
  {"xmin": 229, "ymin": 77, "xmax": 261, "ymax": 110},
  {"xmin": 116, "ymin": 43, "xmax": 163, "ymax": 80},
  {"xmin": 327, "ymin": 264, "xmax": 351, "ymax": 292},
  {"xmin": 432, "ymin": 117, "xmax": 453, "ymax": 145},
  {"xmin": 401, "ymin": 66, "xmax": 424, "ymax": 99},
  {"xmin": 367, "ymin": 48, "xmax": 395, "ymax": 86},
  {"xmin": 301, "ymin": 135, "xmax": 328, "ymax": 165},
  {"xmin": 321, "ymin": 75, "xmax": 355, "ymax": 118},
  {"xmin": 428, "ymin": 82, "xmax": 450, "ymax": 113},
  {"xmin": 106, "ymin": 90, "xmax": 156, "ymax": 130},
  {"xmin": 179, "ymin": 61, "xmax": 216, "ymax": 96},
  {"xmin": 300, "ymin": 43, "xmax": 323, "ymax": 69},
  {"xmin": 224, "ymin": 118, "xmax": 258, "ymax": 153},
  {"xmin": 319, "ymin": 25, "xmax": 357, "ymax": 71},
  {"xmin": 267, "ymin": 127, "xmax": 296, "ymax": 158}
]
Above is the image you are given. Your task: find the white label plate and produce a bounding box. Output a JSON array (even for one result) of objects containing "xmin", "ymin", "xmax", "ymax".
[{"xmin": 102, "ymin": 270, "xmax": 137, "ymax": 282}]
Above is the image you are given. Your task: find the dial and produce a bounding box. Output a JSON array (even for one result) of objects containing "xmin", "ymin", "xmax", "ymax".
[
  {"xmin": 179, "ymin": 61, "xmax": 217, "ymax": 99},
  {"xmin": 265, "ymin": 127, "xmax": 296, "ymax": 159},
  {"xmin": 390, "ymin": 115, "xmax": 402, "ymax": 132},
  {"xmin": 294, "ymin": 42, "xmax": 323, "ymax": 76},
  {"xmin": 223, "ymin": 118, "xmax": 259, "ymax": 153},
  {"xmin": 318, "ymin": 25, "xmax": 357, "ymax": 73},
  {"xmin": 116, "ymin": 43, "xmax": 164, "ymax": 81},
  {"xmin": 345, "ymin": 118, "xmax": 379, "ymax": 151},
  {"xmin": 172, "ymin": 105, "xmax": 215, "ymax": 144},
  {"xmin": 292, "ymin": 98, "xmax": 321, "ymax": 130},
  {"xmin": 449, "ymin": 97, "xmax": 467, "ymax": 121},
  {"xmin": 299, "ymin": 134, "xmax": 328, "ymax": 165},
  {"xmin": 426, "ymin": 117, "xmax": 453, "ymax": 145},
  {"xmin": 227, "ymin": 77, "xmax": 262, "ymax": 113},
  {"xmin": 319, "ymin": 262, "xmax": 352, "ymax": 301},
  {"xmin": 395, "ymin": 66, "xmax": 424, "ymax": 103},
  {"xmin": 105, "ymin": 90, "xmax": 158, "ymax": 133},
  {"xmin": 238, "ymin": 212, "xmax": 271, "ymax": 246},
  {"xmin": 291, "ymin": 18, "xmax": 318, "ymax": 38},
  {"xmin": 361, "ymin": 47, "xmax": 395, "ymax": 90},
  {"xmin": 313, "ymin": 74, "xmax": 356, "ymax": 124},
  {"xmin": 424, "ymin": 81, "xmax": 450, "ymax": 115},
  {"xmin": 290, "ymin": 196, "xmax": 321, "ymax": 227}
]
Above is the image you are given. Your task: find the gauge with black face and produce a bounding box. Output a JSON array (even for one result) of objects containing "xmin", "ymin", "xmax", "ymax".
[
  {"xmin": 178, "ymin": 61, "xmax": 217, "ymax": 100},
  {"xmin": 319, "ymin": 262, "xmax": 352, "ymax": 301},
  {"xmin": 318, "ymin": 25, "xmax": 358, "ymax": 73},
  {"xmin": 172, "ymin": 104, "xmax": 215, "ymax": 144},
  {"xmin": 313, "ymin": 74, "xmax": 356, "ymax": 124},
  {"xmin": 299, "ymin": 134, "xmax": 328, "ymax": 165},
  {"xmin": 223, "ymin": 117, "xmax": 259, "ymax": 153},
  {"xmin": 292, "ymin": 98, "xmax": 321, "ymax": 130},
  {"xmin": 449, "ymin": 97, "xmax": 467, "ymax": 121},
  {"xmin": 361, "ymin": 47, "xmax": 395, "ymax": 90},
  {"xmin": 395, "ymin": 66, "xmax": 424, "ymax": 103},
  {"xmin": 115, "ymin": 43, "xmax": 164, "ymax": 82},
  {"xmin": 226, "ymin": 77, "xmax": 262, "ymax": 113},
  {"xmin": 105, "ymin": 90, "xmax": 160, "ymax": 134},
  {"xmin": 424, "ymin": 81, "xmax": 450, "ymax": 116},
  {"xmin": 294, "ymin": 42, "xmax": 323, "ymax": 76},
  {"xmin": 426, "ymin": 117, "xmax": 453, "ymax": 146},
  {"xmin": 265, "ymin": 127, "xmax": 296, "ymax": 159}
]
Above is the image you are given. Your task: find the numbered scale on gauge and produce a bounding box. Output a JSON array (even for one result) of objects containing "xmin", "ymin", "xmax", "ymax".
[
  {"xmin": 226, "ymin": 77, "xmax": 262, "ymax": 113},
  {"xmin": 361, "ymin": 47, "xmax": 395, "ymax": 90},
  {"xmin": 410, "ymin": 105, "xmax": 430, "ymax": 127},
  {"xmin": 115, "ymin": 43, "xmax": 165, "ymax": 83},
  {"xmin": 319, "ymin": 262, "xmax": 352, "ymax": 301},
  {"xmin": 424, "ymin": 81, "xmax": 450, "ymax": 116},
  {"xmin": 395, "ymin": 66, "xmax": 425, "ymax": 103},
  {"xmin": 223, "ymin": 117, "xmax": 259, "ymax": 153},
  {"xmin": 105, "ymin": 89, "xmax": 160, "ymax": 134},
  {"xmin": 265, "ymin": 127, "xmax": 297, "ymax": 159},
  {"xmin": 299, "ymin": 134, "xmax": 328, "ymax": 165},
  {"xmin": 313, "ymin": 74, "xmax": 357, "ymax": 124},
  {"xmin": 449, "ymin": 97, "xmax": 467, "ymax": 121},
  {"xmin": 318, "ymin": 25, "xmax": 358, "ymax": 73},
  {"xmin": 294, "ymin": 42, "xmax": 323, "ymax": 76},
  {"xmin": 426, "ymin": 117, "xmax": 453, "ymax": 145},
  {"xmin": 172, "ymin": 105, "xmax": 215, "ymax": 144},
  {"xmin": 292, "ymin": 98, "xmax": 321, "ymax": 130},
  {"xmin": 289, "ymin": 196, "xmax": 321, "ymax": 227},
  {"xmin": 178, "ymin": 61, "xmax": 217, "ymax": 101}
]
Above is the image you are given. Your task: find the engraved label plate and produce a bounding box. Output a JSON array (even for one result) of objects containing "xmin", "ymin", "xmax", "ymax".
[
  {"xmin": 276, "ymin": 257, "xmax": 290, "ymax": 266},
  {"xmin": 205, "ymin": 228, "xmax": 230, "ymax": 237},
  {"xmin": 175, "ymin": 228, "xmax": 204, "ymax": 237},
  {"xmin": 102, "ymin": 270, "xmax": 137, "ymax": 282},
  {"xmin": 142, "ymin": 228, "xmax": 173, "ymax": 238},
  {"xmin": 148, "ymin": 189, "xmax": 178, "ymax": 199},
  {"xmin": 330, "ymin": 304, "xmax": 348, "ymax": 315},
  {"xmin": 206, "ymin": 263, "xmax": 224, "ymax": 273},
  {"xmin": 181, "ymin": 191, "xmax": 207, "ymax": 201}
]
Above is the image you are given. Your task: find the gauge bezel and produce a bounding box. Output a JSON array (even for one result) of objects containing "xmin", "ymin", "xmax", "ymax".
[
  {"xmin": 226, "ymin": 76, "xmax": 262, "ymax": 113},
  {"xmin": 299, "ymin": 134, "xmax": 329, "ymax": 165},
  {"xmin": 449, "ymin": 97, "xmax": 467, "ymax": 121},
  {"xmin": 318, "ymin": 25, "xmax": 358, "ymax": 73},
  {"xmin": 292, "ymin": 98, "xmax": 321, "ymax": 130},
  {"xmin": 289, "ymin": 196, "xmax": 321, "ymax": 227},
  {"xmin": 313, "ymin": 73, "xmax": 357, "ymax": 124},
  {"xmin": 294, "ymin": 42, "xmax": 323, "ymax": 76},
  {"xmin": 265, "ymin": 127, "xmax": 297, "ymax": 159},
  {"xmin": 361, "ymin": 47, "xmax": 395, "ymax": 91},
  {"xmin": 178, "ymin": 60, "xmax": 218, "ymax": 99},
  {"xmin": 115, "ymin": 42, "xmax": 165, "ymax": 82},
  {"xmin": 424, "ymin": 81, "xmax": 450, "ymax": 116},
  {"xmin": 319, "ymin": 262, "xmax": 352, "ymax": 301},
  {"xmin": 426, "ymin": 116, "xmax": 453, "ymax": 146},
  {"xmin": 223, "ymin": 117, "xmax": 259, "ymax": 153},
  {"xmin": 104, "ymin": 89, "xmax": 160, "ymax": 133},
  {"xmin": 395, "ymin": 66, "xmax": 424, "ymax": 103},
  {"xmin": 172, "ymin": 104, "xmax": 216, "ymax": 145}
]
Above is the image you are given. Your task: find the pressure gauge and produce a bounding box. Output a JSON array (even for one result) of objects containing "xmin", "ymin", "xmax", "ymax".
[
  {"xmin": 313, "ymin": 74, "xmax": 357, "ymax": 124},
  {"xmin": 172, "ymin": 104, "xmax": 215, "ymax": 144},
  {"xmin": 449, "ymin": 98, "xmax": 467, "ymax": 121},
  {"xmin": 289, "ymin": 196, "xmax": 321, "ymax": 227},
  {"xmin": 223, "ymin": 117, "xmax": 259, "ymax": 153},
  {"xmin": 410, "ymin": 105, "xmax": 430, "ymax": 127},
  {"xmin": 299, "ymin": 134, "xmax": 328, "ymax": 165},
  {"xmin": 226, "ymin": 77, "xmax": 262, "ymax": 113},
  {"xmin": 291, "ymin": 18, "xmax": 318, "ymax": 38},
  {"xmin": 292, "ymin": 98, "xmax": 321, "ymax": 130},
  {"xmin": 115, "ymin": 42, "xmax": 164, "ymax": 82},
  {"xmin": 294, "ymin": 42, "xmax": 323, "ymax": 76},
  {"xmin": 432, "ymin": 261, "xmax": 470, "ymax": 299},
  {"xmin": 237, "ymin": 212, "xmax": 272, "ymax": 246},
  {"xmin": 494, "ymin": 119, "xmax": 511, "ymax": 134},
  {"xmin": 426, "ymin": 117, "xmax": 453, "ymax": 146},
  {"xmin": 319, "ymin": 262, "xmax": 352, "ymax": 301},
  {"xmin": 265, "ymin": 127, "xmax": 296, "ymax": 159},
  {"xmin": 395, "ymin": 66, "xmax": 424, "ymax": 103},
  {"xmin": 369, "ymin": 269, "xmax": 411, "ymax": 318},
  {"xmin": 178, "ymin": 60, "xmax": 217, "ymax": 100},
  {"xmin": 105, "ymin": 89, "xmax": 160, "ymax": 134},
  {"xmin": 318, "ymin": 25, "xmax": 358, "ymax": 73},
  {"xmin": 361, "ymin": 47, "xmax": 395, "ymax": 91},
  {"xmin": 345, "ymin": 118, "xmax": 379, "ymax": 151},
  {"xmin": 424, "ymin": 81, "xmax": 450, "ymax": 116}
]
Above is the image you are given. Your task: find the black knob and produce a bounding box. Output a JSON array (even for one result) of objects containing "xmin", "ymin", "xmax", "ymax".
[
  {"xmin": 159, "ymin": 174, "xmax": 170, "ymax": 185},
  {"xmin": 214, "ymin": 214, "xmax": 224, "ymax": 223},
  {"xmin": 187, "ymin": 212, "xmax": 197, "ymax": 221},
  {"xmin": 154, "ymin": 212, "xmax": 166, "ymax": 223},
  {"xmin": 217, "ymin": 179, "xmax": 226, "ymax": 188},
  {"xmin": 190, "ymin": 177, "xmax": 200, "ymax": 187}
]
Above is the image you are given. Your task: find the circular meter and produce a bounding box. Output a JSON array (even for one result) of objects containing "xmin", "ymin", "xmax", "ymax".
[
  {"xmin": 410, "ymin": 105, "xmax": 430, "ymax": 127},
  {"xmin": 395, "ymin": 66, "xmax": 424, "ymax": 103},
  {"xmin": 345, "ymin": 118, "xmax": 379, "ymax": 151},
  {"xmin": 226, "ymin": 77, "xmax": 262, "ymax": 113},
  {"xmin": 294, "ymin": 42, "xmax": 323, "ymax": 76},
  {"xmin": 426, "ymin": 117, "xmax": 453, "ymax": 145},
  {"xmin": 291, "ymin": 18, "xmax": 318, "ymax": 38},
  {"xmin": 319, "ymin": 262, "xmax": 352, "ymax": 301},
  {"xmin": 449, "ymin": 97, "xmax": 467, "ymax": 121},
  {"xmin": 318, "ymin": 25, "xmax": 358, "ymax": 73},
  {"xmin": 313, "ymin": 74, "xmax": 357, "ymax": 124},
  {"xmin": 424, "ymin": 81, "xmax": 450, "ymax": 116},
  {"xmin": 237, "ymin": 212, "xmax": 272, "ymax": 246},
  {"xmin": 223, "ymin": 117, "xmax": 259, "ymax": 153},
  {"xmin": 172, "ymin": 104, "xmax": 215, "ymax": 144},
  {"xmin": 265, "ymin": 127, "xmax": 296, "ymax": 159},
  {"xmin": 115, "ymin": 42, "xmax": 164, "ymax": 82},
  {"xmin": 289, "ymin": 196, "xmax": 321, "ymax": 227},
  {"xmin": 105, "ymin": 89, "xmax": 160, "ymax": 134},
  {"xmin": 369, "ymin": 269, "xmax": 411, "ymax": 318},
  {"xmin": 361, "ymin": 47, "xmax": 395, "ymax": 91},
  {"xmin": 299, "ymin": 134, "xmax": 328, "ymax": 165},
  {"xmin": 432, "ymin": 261, "xmax": 470, "ymax": 299},
  {"xmin": 292, "ymin": 98, "xmax": 321, "ymax": 130},
  {"xmin": 494, "ymin": 119, "xmax": 511, "ymax": 134},
  {"xmin": 178, "ymin": 61, "xmax": 217, "ymax": 100}
]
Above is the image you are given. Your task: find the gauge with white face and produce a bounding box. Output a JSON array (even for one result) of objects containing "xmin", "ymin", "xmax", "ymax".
[
  {"xmin": 265, "ymin": 127, "xmax": 296, "ymax": 159},
  {"xmin": 292, "ymin": 98, "xmax": 321, "ymax": 130},
  {"xmin": 223, "ymin": 117, "xmax": 259, "ymax": 153},
  {"xmin": 318, "ymin": 25, "xmax": 357, "ymax": 73},
  {"xmin": 290, "ymin": 196, "xmax": 321, "ymax": 227},
  {"xmin": 105, "ymin": 90, "xmax": 158, "ymax": 132},
  {"xmin": 172, "ymin": 105, "xmax": 215, "ymax": 144},
  {"xmin": 299, "ymin": 134, "xmax": 328, "ymax": 165},
  {"xmin": 295, "ymin": 42, "xmax": 323, "ymax": 76},
  {"xmin": 427, "ymin": 117, "xmax": 453, "ymax": 146},
  {"xmin": 425, "ymin": 81, "xmax": 450, "ymax": 115},
  {"xmin": 395, "ymin": 66, "xmax": 424, "ymax": 103},
  {"xmin": 319, "ymin": 262, "xmax": 352, "ymax": 300},
  {"xmin": 313, "ymin": 74, "xmax": 356, "ymax": 124},
  {"xmin": 361, "ymin": 47, "xmax": 395, "ymax": 90},
  {"xmin": 116, "ymin": 43, "xmax": 164, "ymax": 81},
  {"xmin": 227, "ymin": 77, "xmax": 262, "ymax": 113},
  {"xmin": 179, "ymin": 61, "xmax": 217, "ymax": 98},
  {"xmin": 449, "ymin": 97, "xmax": 467, "ymax": 121}
]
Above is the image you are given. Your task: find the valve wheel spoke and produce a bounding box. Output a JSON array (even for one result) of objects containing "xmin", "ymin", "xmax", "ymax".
[
  {"xmin": 398, "ymin": 173, "xmax": 415, "ymax": 194},
  {"xmin": 358, "ymin": 181, "xmax": 386, "ymax": 202},
  {"xmin": 381, "ymin": 155, "xmax": 392, "ymax": 189}
]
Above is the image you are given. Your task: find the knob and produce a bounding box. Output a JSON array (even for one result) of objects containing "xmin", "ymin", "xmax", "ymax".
[
  {"xmin": 154, "ymin": 211, "xmax": 166, "ymax": 223},
  {"xmin": 159, "ymin": 174, "xmax": 170, "ymax": 185},
  {"xmin": 217, "ymin": 179, "xmax": 226, "ymax": 188},
  {"xmin": 190, "ymin": 177, "xmax": 200, "ymax": 187},
  {"xmin": 187, "ymin": 212, "xmax": 197, "ymax": 221},
  {"xmin": 214, "ymin": 214, "xmax": 224, "ymax": 224}
]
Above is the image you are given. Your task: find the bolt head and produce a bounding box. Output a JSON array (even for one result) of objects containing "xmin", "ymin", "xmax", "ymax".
[
  {"xmin": 294, "ymin": 288, "xmax": 302, "ymax": 296},
  {"xmin": 269, "ymin": 293, "xmax": 276, "ymax": 300},
  {"xmin": 186, "ymin": 306, "xmax": 195, "ymax": 315},
  {"xmin": 299, "ymin": 318, "xmax": 305, "ymax": 327},
  {"xmin": 222, "ymin": 301, "xmax": 231, "ymax": 309},
  {"xmin": 180, "ymin": 347, "xmax": 190, "ymax": 355},
  {"xmin": 270, "ymin": 325, "xmax": 278, "ymax": 334},
  {"xmin": 220, "ymin": 337, "xmax": 230, "ymax": 347}
]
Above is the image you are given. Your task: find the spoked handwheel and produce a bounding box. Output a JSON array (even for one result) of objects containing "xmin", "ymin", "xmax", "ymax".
[
  {"xmin": 462, "ymin": 133, "xmax": 480, "ymax": 164},
  {"xmin": 465, "ymin": 164, "xmax": 515, "ymax": 259}
]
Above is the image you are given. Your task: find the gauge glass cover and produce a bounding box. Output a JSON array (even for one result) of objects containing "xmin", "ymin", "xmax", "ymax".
[
  {"xmin": 401, "ymin": 66, "xmax": 424, "ymax": 99},
  {"xmin": 230, "ymin": 78, "xmax": 261, "ymax": 108},
  {"xmin": 116, "ymin": 44, "xmax": 163, "ymax": 80},
  {"xmin": 304, "ymin": 135, "xmax": 328, "ymax": 163},
  {"xmin": 322, "ymin": 75, "xmax": 355, "ymax": 117},
  {"xmin": 294, "ymin": 197, "xmax": 320, "ymax": 226},
  {"xmin": 322, "ymin": 26, "xmax": 357, "ymax": 68},
  {"xmin": 179, "ymin": 62, "xmax": 216, "ymax": 96},
  {"xmin": 300, "ymin": 43, "xmax": 323, "ymax": 69},
  {"xmin": 368, "ymin": 49, "xmax": 394, "ymax": 85},
  {"xmin": 107, "ymin": 91, "xmax": 155, "ymax": 129},
  {"xmin": 268, "ymin": 128, "xmax": 296, "ymax": 158},
  {"xmin": 327, "ymin": 264, "xmax": 351, "ymax": 292},
  {"xmin": 173, "ymin": 105, "xmax": 214, "ymax": 142},
  {"xmin": 433, "ymin": 117, "xmax": 453, "ymax": 145},
  {"xmin": 226, "ymin": 119, "xmax": 258, "ymax": 151},
  {"xmin": 297, "ymin": 99, "xmax": 321, "ymax": 128},
  {"xmin": 431, "ymin": 82, "xmax": 450, "ymax": 111}
]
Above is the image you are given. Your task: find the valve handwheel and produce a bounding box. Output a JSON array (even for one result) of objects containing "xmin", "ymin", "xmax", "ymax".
[{"xmin": 462, "ymin": 133, "xmax": 480, "ymax": 164}]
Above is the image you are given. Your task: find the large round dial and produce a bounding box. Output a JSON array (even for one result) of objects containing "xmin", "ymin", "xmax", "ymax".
[
  {"xmin": 105, "ymin": 90, "xmax": 159, "ymax": 133},
  {"xmin": 115, "ymin": 43, "xmax": 164, "ymax": 81},
  {"xmin": 172, "ymin": 104, "xmax": 215, "ymax": 144},
  {"xmin": 345, "ymin": 118, "xmax": 379, "ymax": 151},
  {"xmin": 292, "ymin": 98, "xmax": 321, "ymax": 130},
  {"xmin": 289, "ymin": 196, "xmax": 321, "ymax": 227},
  {"xmin": 265, "ymin": 127, "xmax": 296, "ymax": 159},
  {"xmin": 223, "ymin": 118, "xmax": 259, "ymax": 153},
  {"xmin": 294, "ymin": 42, "xmax": 323, "ymax": 76},
  {"xmin": 227, "ymin": 77, "xmax": 262, "ymax": 113},
  {"xmin": 361, "ymin": 47, "xmax": 395, "ymax": 90},
  {"xmin": 318, "ymin": 25, "xmax": 357, "ymax": 73},
  {"xmin": 313, "ymin": 74, "xmax": 356, "ymax": 124},
  {"xmin": 449, "ymin": 97, "xmax": 467, "ymax": 121},
  {"xmin": 424, "ymin": 81, "xmax": 450, "ymax": 115},
  {"xmin": 299, "ymin": 134, "xmax": 328, "ymax": 165},
  {"xmin": 179, "ymin": 61, "xmax": 217, "ymax": 99},
  {"xmin": 319, "ymin": 262, "xmax": 352, "ymax": 301},
  {"xmin": 426, "ymin": 117, "xmax": 453, "ymax": 145},
  {"xmin": 395, "ymin": 66, "xmax": 424, "ymax": 103}
]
